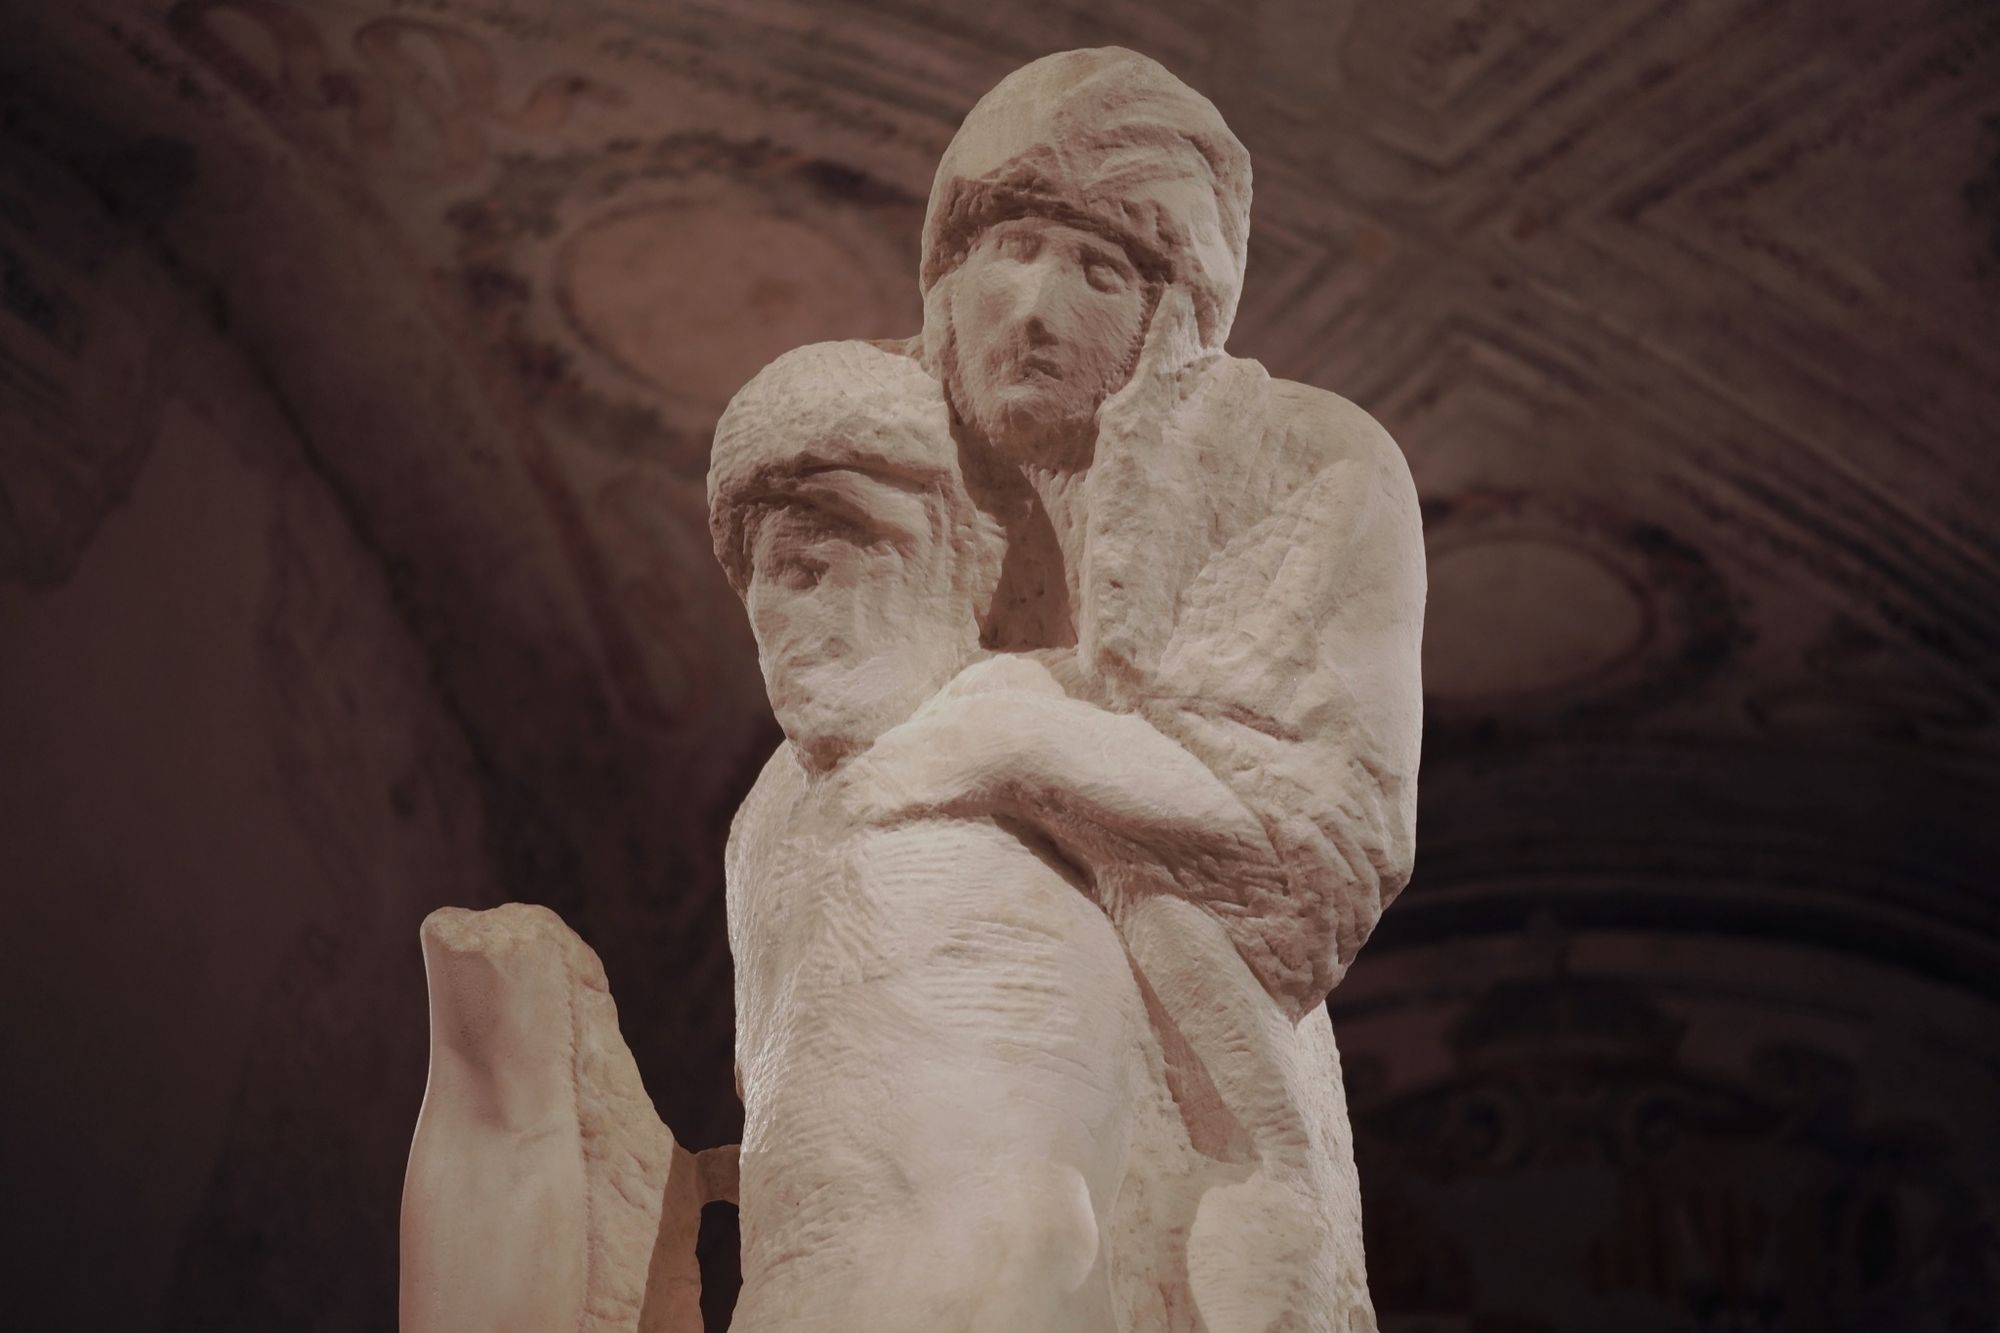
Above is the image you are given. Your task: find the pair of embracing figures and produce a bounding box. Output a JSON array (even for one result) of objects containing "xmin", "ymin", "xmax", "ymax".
[
  {"xmin": 720, "ymin": 47, "xmax": 1423, "ymax": 1332},
  {"xmin": 404, "ymin": 47, "xmax": 1423, "ymax": 1333}
]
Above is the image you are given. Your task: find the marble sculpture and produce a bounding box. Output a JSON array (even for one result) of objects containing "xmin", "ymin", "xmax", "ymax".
[{"xmin": 402, "ymin": 45, "xmax": 1424, "ymax": 1332}]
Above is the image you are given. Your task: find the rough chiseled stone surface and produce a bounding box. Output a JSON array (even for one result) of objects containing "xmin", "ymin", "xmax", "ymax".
[{"xmin": 710, "ymin": 49, "xmax": 1420, "ymax": 1331}]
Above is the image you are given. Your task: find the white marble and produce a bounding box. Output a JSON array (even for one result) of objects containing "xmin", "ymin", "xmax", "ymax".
[
  {"xmin": 713, "ymin": 47, "xmax": 1424, "ymax": 1332},
  {"xmin": 401, "ymin": 904, "xmax": 705, "ymax": 1333}
]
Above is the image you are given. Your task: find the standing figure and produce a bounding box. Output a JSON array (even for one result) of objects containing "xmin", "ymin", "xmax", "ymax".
[{"xmin": 718, "ymin": 46, "xmax": 1426, "ymax": 1332}]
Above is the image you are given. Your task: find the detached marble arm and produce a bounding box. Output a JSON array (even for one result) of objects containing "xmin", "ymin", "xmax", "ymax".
[{"xmin": 400, "ymin": 905, "xmax": 704, "ymax": 1333}]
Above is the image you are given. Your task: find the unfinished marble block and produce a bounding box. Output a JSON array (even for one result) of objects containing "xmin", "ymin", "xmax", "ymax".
[
  {"xmin": 400, "ymin": 904, "xmax": 704, "ymax": 1333},
  {"xmin": 710, "ymin": 45, "xmax": 1423, "ymax": 1333}
]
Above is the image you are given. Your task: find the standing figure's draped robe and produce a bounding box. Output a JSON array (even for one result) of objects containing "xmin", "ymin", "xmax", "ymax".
[
  {"xmin": 1079, "ymin": 353, "xmax": 1423, "ymax": 1330},
  {"xmin": 726, "ymin": 354, "xmax": 1423, "ymax": 1332}
]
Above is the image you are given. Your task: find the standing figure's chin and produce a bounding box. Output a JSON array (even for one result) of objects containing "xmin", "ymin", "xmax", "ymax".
[
  {"xmin": 949, "ymin": 361, "xmax": 1060, "ymax": 458},
  {"xmin": 970, "ymin": 391, "xmax": 1097, "ymax": 467}
]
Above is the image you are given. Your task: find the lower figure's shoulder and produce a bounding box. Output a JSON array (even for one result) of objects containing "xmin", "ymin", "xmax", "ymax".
[
  {"xmin": 727, "ymin": 744, "xmax": 809, "ymax": 869},
  {"xmin": 746, "ymin": 740, "xmax": 809, "ymax": 810}
]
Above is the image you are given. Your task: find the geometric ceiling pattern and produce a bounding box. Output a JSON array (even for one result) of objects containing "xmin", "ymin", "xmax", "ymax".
[{"xmin": 1, "ymin": 1, "xmax": 1995, "ymax": 1329}]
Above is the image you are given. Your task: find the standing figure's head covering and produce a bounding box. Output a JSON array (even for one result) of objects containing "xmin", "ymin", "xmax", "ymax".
[{"xmin": 920, "ymin": 47, "xmax": 1252, "ymax": 350}]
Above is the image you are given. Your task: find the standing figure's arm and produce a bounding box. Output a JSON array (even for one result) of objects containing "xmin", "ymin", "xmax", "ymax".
[
  {"xmin": 848, "ymin": 396, "xmax": 1423, "ymax": 1026},
  {"xmin": 1128, "ymin": 396, "xmax": 1426, "ymax": 1020},
  {"xmin": 841, "ymin": 666, "xmax": 1286, "ymax": 908}
]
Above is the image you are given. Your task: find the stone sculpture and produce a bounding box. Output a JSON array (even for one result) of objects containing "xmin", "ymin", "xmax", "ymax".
[
  {"xmin": 401, "ymin": 44, "xmax": 1422, "ymax": 1333},
  {"xmin": 713, "ymin": 44, "xmax": 1425, "ymax": 1330}
]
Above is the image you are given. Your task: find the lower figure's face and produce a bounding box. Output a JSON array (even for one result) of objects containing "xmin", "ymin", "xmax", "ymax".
[
  {"xmin": 945, "ymin": 219, "xmax": 1151, "ymax": 460},
  {"xmin": 745, "ymin": 469, "xmax": 977, "ymax": 772}
]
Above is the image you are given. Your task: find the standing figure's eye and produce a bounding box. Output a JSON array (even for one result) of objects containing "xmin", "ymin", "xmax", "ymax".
[
  {"xmin": 996, "ymin": 229, "xmax": 1040, "ymax": 262},
  {"xmin": 1083, "ymin": 256, "xmax": 1130, "ymax": 294},
  {"xmin": 769, "ymin": 552, "xmax": 828, "ymax": 591}
]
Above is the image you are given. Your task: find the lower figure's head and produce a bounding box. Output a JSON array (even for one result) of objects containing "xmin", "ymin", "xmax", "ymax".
[{"xmin": 710, "ymin": 341, "xmax": 1002, "ymax": 772}]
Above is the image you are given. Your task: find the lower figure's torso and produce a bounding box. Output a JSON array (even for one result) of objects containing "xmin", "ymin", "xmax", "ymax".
[
  {"xmin": 726, "ymin": 762, "xmax": 1377, "ymax": 1332},
  {"xmin": 733, "ymin": 814, "xmax": 1144, "ymax": 1331}
]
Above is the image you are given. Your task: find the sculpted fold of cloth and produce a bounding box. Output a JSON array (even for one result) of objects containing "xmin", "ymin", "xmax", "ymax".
[{"xmin": 400, "ymin": 45, "xmax": 1422, "ymax": 1333}]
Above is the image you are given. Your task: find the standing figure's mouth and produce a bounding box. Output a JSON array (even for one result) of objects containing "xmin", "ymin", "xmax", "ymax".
[{"xmin": 1018, "ymin": 352, "xmax": 1063, "ymax": 382}]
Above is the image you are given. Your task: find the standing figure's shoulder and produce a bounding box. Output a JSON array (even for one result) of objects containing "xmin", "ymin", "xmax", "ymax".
[
  {"xmin": 1212, "ymin": 358, "xmax": 1417, "ymax": 513},
  {"xmin": 1263, "ymin": 372, "xmax": 1410, "ymax": 480}
]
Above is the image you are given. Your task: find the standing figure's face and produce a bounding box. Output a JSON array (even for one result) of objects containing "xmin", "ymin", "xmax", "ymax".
[
  {"xmin": 744, "ymin": 468, "xmax": 979, "ymax": 773},
  {"xmin": 945, "ymin": 218, "xmax": 1152, "ymax": 460}
]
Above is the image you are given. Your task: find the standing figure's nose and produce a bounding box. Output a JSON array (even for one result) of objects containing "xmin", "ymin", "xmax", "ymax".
[{"xmin": 1007, "ymin": 254, "xmax": 1064, "ymax": 346}]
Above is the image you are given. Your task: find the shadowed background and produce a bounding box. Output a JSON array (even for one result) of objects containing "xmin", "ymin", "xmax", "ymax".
[{"xmin": 0, "ymin": 2, "xmax": 1995, "ymax": 1330}]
